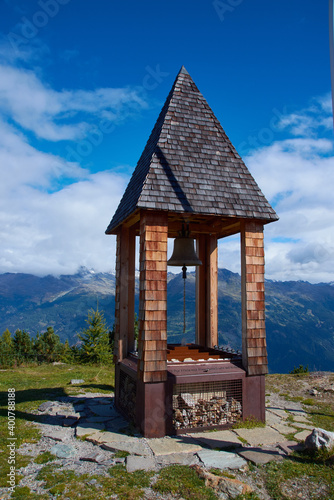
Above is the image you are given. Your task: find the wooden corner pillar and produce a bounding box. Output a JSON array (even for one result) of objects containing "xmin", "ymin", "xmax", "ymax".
[
  {"xmin": 114, "ymin": 225, "xmax": 135, "ymax": 415},
  {"xmin": 114, "ymin": 225, "xmax": 136, "ymax": 363},
  {"xmin": 195, "ymin": 234, "xmax": 218, "ymax": 348},
  {"xmin": 241, "ymin": 220, "xmax": 267, "ymax": 422},
  {"xmin": 136, "ymin": 210, "xmax": 168, "ymax": 437}
]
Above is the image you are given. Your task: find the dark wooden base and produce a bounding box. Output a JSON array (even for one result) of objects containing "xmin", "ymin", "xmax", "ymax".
[
  {"xmin": 242, "ymin": 374, "xmax": 266, "ymax": 422},
  {"xmin": 114, "ymin": 351, "xmax": 266, "ymax": 438}
]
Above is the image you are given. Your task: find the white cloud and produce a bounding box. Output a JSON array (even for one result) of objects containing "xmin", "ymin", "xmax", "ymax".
[
  {"xmin": 0, "ymin": 63, "xmax": 147, "ymax": 141},
  {"xmin": 0, "ymin": 109, "xmax": 128, "ymax": 276},
  {"xmin": 0, "ymin": 56, "xmax": 147, "ymax": 276},
  {"xmin": 0, "ymin": 170, "xmax": 127, "ymax": 276},
  {"xmin": 277, "ymin": 93, "xmax": 333, "ymax": 137},
  {"xmin": 245, "ymin": 109, "xmax": 334, "ymax": 283},
  {"xmin": 0, "ymin": 118, "xmax": 86, "ymax": 194}
]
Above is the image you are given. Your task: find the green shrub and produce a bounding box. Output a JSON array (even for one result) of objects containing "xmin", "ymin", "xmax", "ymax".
[{"xmin": 290, "ymin": 364, "xmax": 309, "ymax": 374}]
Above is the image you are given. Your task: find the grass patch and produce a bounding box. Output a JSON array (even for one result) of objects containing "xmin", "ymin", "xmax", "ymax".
[
  {"xmin": 234, "ymin": 494, "xmax": 262, "ymax": 500},
  {"xmin": 0, "ymin": 414, "xmax": 40, "ymax": 486},
  {"xmin": 237, "ymin": 436, "xmax": 248, "ymax": 444},
  {"xmin": 282, "ymin": 394, "xmax": 304, "ymax": 403},
  {"xmin": 209, "ymin": 468, "xmax": 235, "ymax": 479},
  {"xmin": 0, "ymin": 364, "xmax": 115, "ymax": 488},
  {"xmin": 11, "ymin": 485, "xmax": 49, "ymax": 499},
  {"xmin": 153, "ymin": 465, "xmax": 217, "ymax": 499},
  {"xmin": 301, "ymin": 446, "xmax": 334, "ymax": 464},
  {"xmin": 114, "ymin": 450, "xmax": 130, "ymax": 458},
  {"xmin": 303, "ymin": 398, "xmax": 316, "ymax": 406},
  {"xmin": 232, "ymin": 416, "xmax": 265, "ymax": 429},
  {"xmin": 36, "ymin": 463, "xmax": 102, "ymax": 499},
  {"xmin": 36, "ymin": 462, "xmax": 153, "ymax": 499},
  {"xmin": 34, "ymin": 451, "xmax": 56, "ymax": 464},
  {"xmin": 36, "ymin": 463, "xmax": 78, "ymax": 488},
  {"xmin": 102, "ymin": 464, "xmax": 153, "ymax": 499},
  {"xmin": 283, "ymin": 431, "xmax": 298, "ymax": 441},
  {"xmin": 263, "ymin": 457, "xmax": 334, "ymax": 500},
  {"xmin": 307, "ymin": 402, "xmax": 334, "ymax": 432}
]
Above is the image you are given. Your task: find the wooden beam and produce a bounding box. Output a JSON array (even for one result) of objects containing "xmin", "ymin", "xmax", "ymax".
[{"xmin": 168, "ymin": 219, "xmax": 241, "ymax": 238}]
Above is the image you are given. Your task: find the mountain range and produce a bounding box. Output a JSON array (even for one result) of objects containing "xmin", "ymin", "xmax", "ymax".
[{"xmin": 0, "ymin": 267, "xmax": 333, "ymax": 374}]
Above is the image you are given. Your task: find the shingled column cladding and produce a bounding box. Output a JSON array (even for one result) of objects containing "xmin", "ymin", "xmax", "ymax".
[
  {"xmin": 138, "ymin": 211, "xmax": 168, "ymax": 383},
  {"xmin": 106, "ymin": 66, "xmax": 278, "ymax": 437}
]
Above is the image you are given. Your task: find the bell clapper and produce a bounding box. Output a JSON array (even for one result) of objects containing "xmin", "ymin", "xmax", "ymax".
[{"xmin": 182, "ymin": 265, "xmax": 187, "ymax": 334}]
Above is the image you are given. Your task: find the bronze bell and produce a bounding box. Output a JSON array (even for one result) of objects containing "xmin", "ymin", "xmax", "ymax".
[
  {"xmin": 168, "ymin": 224, "xmax": 202, "ymax": 268},
  {"xmin": 167, "ymin": 237, "xmax": 202, "ymax": 267}
]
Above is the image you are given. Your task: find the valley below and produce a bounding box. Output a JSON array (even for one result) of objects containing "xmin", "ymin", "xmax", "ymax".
[{"xmin": 0, "ymin": 268, "xmax": 334, "ymax": 374}]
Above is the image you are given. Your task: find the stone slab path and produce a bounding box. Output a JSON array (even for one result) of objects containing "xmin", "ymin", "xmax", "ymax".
[{"xmin": 6, "ymin": 388, "xmax": 318, "ymax": 499}]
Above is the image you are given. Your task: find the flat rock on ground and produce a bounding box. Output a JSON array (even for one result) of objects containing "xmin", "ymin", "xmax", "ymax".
[
  {"xmin": 50, "ymin": 444, "xmax": 77, "ymax": 458},
  {"xmin": 266, "ymin": 407, "xmax": 289, "ymax": 419},
  {"xmin": 266, "ymin": 410, "xmax": 286, "ymax": 426},
  {"xmin": 88, "ymin": 404, "xmax": 119, "ymax": 417},
  {"xmin": 148, "ymin": 436, "xmax": 202, "ymax": 456},
  {"xmin": 237, "ymin": 447, "xmax": 284, "ymax": 465},
  {"xmin": 76, "ymin": 422, "xmax": 105, "ymax": 437},
  {"xmin": 197, "ymin": 449, "xmax": 247, "ymax": 470},
  {"xmin": 290, "ymin": 422, "xmax": 314, "ymax": 431},
  {"xmin": 126, "ymin": 455, "xmax": 158, "ymax": 473},
  {"xmin": 293, "ymin": 414, "xmax": 311, "ymax": 423},
  {"xmin": 191, "ymin": 430, "xmax": 242, "ymax": 449},
  {"xmin": 234, "ymin": 426, "xmax": 284, "ymax": 446},
  {"xmin": 156, "ymin": 452, "xmax": 200, "ymax": 466},
  {"xmin": 85, "ymin": 430, "xmax": 151, "ymax": 456},
  {"xmin": 269, "ymin": 422, "xmax": 297, "ymax": 435},
  {"xmin": 294, "ymin": 429, "xmax": 312, "ymax": 441}
]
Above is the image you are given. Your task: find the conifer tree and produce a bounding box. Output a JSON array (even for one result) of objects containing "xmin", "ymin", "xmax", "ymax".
[
  {"xmin": 78, "ymin": 308, "xmax": 112, "ymax": 365},
  {"xmin": 0, "ymin": 329, "xmax": 15, "ymax": 367},
  {"xmin": 13, "ymin": 329, "xmax": 33, "ymax": 364},
  {"xmin": 34, "ymin": 327, "xmax": 63, "ymax": 363},
  {"xmin": 60, "ymin": 339, "xmax": 75, "ymax": 364}
]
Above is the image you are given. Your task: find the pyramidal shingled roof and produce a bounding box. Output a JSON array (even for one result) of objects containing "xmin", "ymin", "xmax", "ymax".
[{"xmin": 106, "ymin": 66, "xmax": 278, "ymax": 233}]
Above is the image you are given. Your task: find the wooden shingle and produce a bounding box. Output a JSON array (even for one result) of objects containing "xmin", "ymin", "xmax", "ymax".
[{"xmin": 106, "ymin": 66, "xmax": 278, "ymax": 234}]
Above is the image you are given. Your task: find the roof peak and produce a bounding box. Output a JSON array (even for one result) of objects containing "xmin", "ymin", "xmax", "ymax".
[{"xmin": 178, "ymin": 65, "xmax": 189, "ymax": 76}]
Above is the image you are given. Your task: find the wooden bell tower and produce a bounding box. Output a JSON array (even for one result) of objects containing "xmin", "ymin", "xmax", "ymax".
[{"xmin": 106, "ymin": 67, "xmax": 278, "ymax": 438}]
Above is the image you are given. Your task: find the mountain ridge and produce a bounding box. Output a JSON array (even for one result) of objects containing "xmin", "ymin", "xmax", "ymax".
[{"xmin": 0, "ymin": 268, "xmax": 333, "ymax": 373}]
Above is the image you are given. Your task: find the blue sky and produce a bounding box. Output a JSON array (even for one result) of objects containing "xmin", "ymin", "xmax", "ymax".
[{"xmin": 0, "ymin": 0, "xmax": 333, "ymax": 282}]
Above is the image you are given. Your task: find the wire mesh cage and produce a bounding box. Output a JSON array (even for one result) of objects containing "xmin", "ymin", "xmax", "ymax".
[
  {"xmin": 118, "ymin": 369, "xmax": 136, "ymax": 422},
  {"xmin": 172, "ymin": 379, "xmax": 242, "ymax": 431}
]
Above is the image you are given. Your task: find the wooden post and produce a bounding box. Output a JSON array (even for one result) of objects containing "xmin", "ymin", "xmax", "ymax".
[
  {"xmin": 114, "ymin": 231, "xmax": 121, "ymax": 363},
  {"xmin": 196, "ymin": 235, "xmax": 206, "ymax": 346},
  {"xmin": 195, "ymin": 234, "xmax": 218, "ymax": 348},
  {"xmin": 127, "ymin": 227, "xmax": 136, "ymax": 352},
  {"xmin": 138, "ymin": 210, "xmax": 168, "ymax": 383},
  {"xmin": 114, "ymin": 225, "xmax": 136, "ymax": 362},
  {"xmin": 207, "ymin": 235, "xmax": 218, "ymax": 348},
  {"xmin": 240, "ymin": 221, "xmax": 268, "ymax": 375}
]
